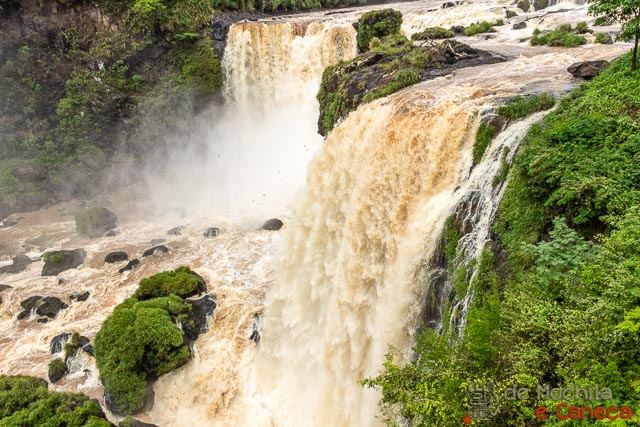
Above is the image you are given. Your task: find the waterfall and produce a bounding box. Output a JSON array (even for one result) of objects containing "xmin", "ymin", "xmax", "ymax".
[{"xmin": 146, "ymin": 20, "xmax": 357, "ymax": 218}]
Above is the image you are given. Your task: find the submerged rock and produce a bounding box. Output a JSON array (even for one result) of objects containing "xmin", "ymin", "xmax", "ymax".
[
  {"xmin": 513, "ymin": 21, "xmax": 527, "ymax": 30},
  {"xmin": 142, "ymin": 245, "xmax": 169, "ymax": 257},
  {"xmin": 150, "ymin": 238, "xmax": 165, "ymax": 245},
  {"xmin": 167, "ymin": 226, "xmax": 185, "ymax": 236},
  {"xmin": 262, "ymin": 218, "xmax": 283, "ymax": 231},
  {"xmin": 203, "ymin": 227, "xmax": 220, "ymax": 237},
  {"xmin": 0, "ymin": 284, "xmax": 12, "ymax": 292},
  {"xmin": 0, "ymin": 253, "xmax": 33, "ymax": 274},
  {"xmin": 105, "ymin": 251, "xmax": 128, "ymax": 264},
  {"xmin": 42, "ymin": 249, "xmax": 86, "ymax": 276},
  {"xmin": 183, "ymin": 295, "xmax": 217, "ymax": 340},
  {"xmin": 568, "ymin": 60, "xmax": 609, "ymax": 79},
  {"xmin": 119, "ymin": 259, "xmax": 140, "ymax": 273},
  {"xmin": 36, "ymin": 297, "xmax": 69, "ymax": 318},
  {"xmin": 75, "ymin": 206, "xmax": 117, "ymax": 238},
  {"xmin": 70, "ymin": 291, "xmax": 90, "ymax": 302}
]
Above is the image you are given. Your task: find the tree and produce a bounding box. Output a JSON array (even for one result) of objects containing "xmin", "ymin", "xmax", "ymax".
[{"xmin": 589, "ymin": 0, "xmax": 640, "ymax": 70}]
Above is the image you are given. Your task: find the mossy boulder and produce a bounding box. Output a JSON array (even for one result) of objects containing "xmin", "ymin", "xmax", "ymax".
[
  {"xmin": 357, "ymin": 9, "xmax": 403, "ymax": 52},
  {"xmin": 133, "ymin": 267, "xmax": 206, "ymax": 300},
  {"xmin": 411, "ymin": 27, "xmax": 455, "ymax": 40},
  {"xmin": 95, "ymin": 295, "xmax": 192, "ymax": 415},
  {"xmin": 48, "ymin": 357, "xmax": 67, "ymax": 383},
  {"xmin": 0, "ymin": 375, "xmax": 112, "ymax": 425},
  {"xmin": 19, "ymin": 295, "xmax": 69, "ymax": 319},
  {"xmin": 42, "ymin": 249, "xmax": 86, "ymax": 276},
  {"xmin": 75, "ymin": 206, "xmax": 117, "ymax": 238},
  {"xmin": 119, "ymin": 417, "xmax": 159, "ymax": 427},
  {"xmin": 517, "ymin": 0, "xmax": 531, "ymax": 11}
]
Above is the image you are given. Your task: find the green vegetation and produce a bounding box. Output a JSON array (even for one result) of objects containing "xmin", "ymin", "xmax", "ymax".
[
  {"xmin": 94, "ymin": 267, "xmax": 206, "ymax": 415},
  {"xmin": 473, "ymin": 94, "xmax": 554, "ymax": 165},
  {"xmin": 473, "ymin": 122, "xmax": 495, "ymax": 164},
  {"xmin": 64, "ymin": 332, "xmax": 83, "ymax": 359},
  {"xmin": 506, "ymin": 10, "xmax": 517, "ymax": 18},
  {"xmin": 365, "ymin": 53, "xmax": 640, "ymax": 425},
  {"xmin": 496, "ymin": 93, "xmax": 555, "ymax": 120},
  {"xmin": 411, "ymin": 27, "xmax": 454, "ymax": 40},
  {"xmin": 530, "ymin": 24, "xmax": 588, "ymax": 47},
  {"xmin": 575, "ymin": 21, "xmax": 590, "ymax": 34},
  {"xmin": 0, "ymin": 375, "xmax": 111, "ymax": 426},
  {"xmin": 594, "ymin": 31, "xmax": 613, "ymax": 43},
  {"xmin": 356, "ymin": 9, "xmax": 403, "ymax": 52},
  {"xmin": 463, "ymin": 21, "xmax": 496, "ymax": 36},
  {"xmin": 134, "ymin": 266, "xmax": 206, "ymax": 300},
  {"xmin": 590, "ymin": 0, "xmax": 640, "ymax": 69}
]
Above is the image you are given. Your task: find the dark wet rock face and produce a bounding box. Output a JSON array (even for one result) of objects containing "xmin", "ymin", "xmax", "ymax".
[
  {"xmin": 203, "ymin": 227, "xmax": 220, "ymax": 237},
  {"xmin": 50, "ymin": 332, "xmax": 73, "ymax": 353},
  {"xmin": 20, "ymin": 296, "xmax": 68, "ymax": 319},
  {"xmin": 0, "ymin": 284, "xmax": 12, "ymax": 292},
  {"xmin": 119, "ymin": 259, "xmax": 140, "ymax": 273},
  {"xmin": 105, "ymin": 251, "xmax": 128, "ymax": 264},
  {"xmin": 183, "ymin": 295, "xmax": 217, "ymax": 341},
  {"xmin": 0, "ymin": 253, "xmax": 34, "ymax": 274},
  {"xmin": 568, "ymin": 60, "xmax": 609, "ymax": 79},
  {"xmin": 142, "ymin": 245, "xmax": 169, "ymax": 257},
  {"xmin": 513, "ymin": 21, "xmax": 527, "ymax": 30},
  {"xmin": 262, "ymin": 218, "xmax": 283, "ymax": 231},
  {"xmin": 42, "ymin": 249, "xmax": 86, "ymax": 276}
]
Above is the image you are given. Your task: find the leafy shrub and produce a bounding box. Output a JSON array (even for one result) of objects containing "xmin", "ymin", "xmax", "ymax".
[
  {"xmin": 531, "ymin": 24, "xmax": 587, "ymax": 47},
  {"xmin": 575, "ymin": 21, "xmax": 590, "ymax": 33},
  {"xmin": 411, "ymin": 27, "xmax": 454, "ymax": 40},
  {"xmin": 362, "ymin": 69, "xmax": 419, "ymax": 103},
  {"xmin": 134, "ymin": 266, "xmax": 206, "ymax": 300},
  {"xmin": 0, "ymin": 375, "xmax": 111, "ymax": 426},
  {"xmin": 463, "ymin": 21, "xmax": 495, "ymax": 36},
  {"xmin": 506, "ymin": 10, "xmax": 517, "ymax": 18},
  {"xmin": 594, "ymin": 31, "xmax": 612, "ymax": 44},
  {"xmin": 356, "ymin": 8, "xmax": 403, "ymax": 52},
  {"xmin": 497, "ymin": 93, "xmax": 555, "ymax": 120},
  {"xmin": 495, "ymin": 18, "xmax": 504, "ymax": 26}
]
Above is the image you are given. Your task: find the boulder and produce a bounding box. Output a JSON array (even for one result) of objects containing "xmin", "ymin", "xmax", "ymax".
[
  {"xmin": 17, "ymin": 310, "xmax": 30, "ymax": 320},
  {"xmin": 36, "ymin": 297, "xmax": 69, "ymax": 318},
  {"xmin": 119, "ymin": 259, "xmax": 140, "ymax": 273},
  {"xmin": 50, "ymin": 332, "xmax": 73, "ymax": 353},
  {"xmin": 82, "ymin": 344, "xmax": 94, "ymax": 356},
  {"xmin": 75, "ymin": 206, "xmax": 118, "ymax": 238},
  {"xmin": 203, "ymin": 227, "xmax": 220, "ymax": 237},
  {"xmin": 0, "ymin": 284, "xmax": 12, "ymax": 292},
  {"xmin": 105, "ymin": 251, "xmax": 128, "ymax": 264},
  {"xmin": 37, "ymin": 317, "xmax": 51, "ymax": 323},
  {"xmin": 0, "ymin": 253, "xmax": 33, "ymax": 274},
  {"xmin": 451, "ymin": 25, "xmax": 465, "ymax": 35},
  {"xmin": 150, "ymin": 239, "xmax": 165, "ymax": 245},
  {"xmin": 517, "ymin": 0, "xmax": 530, "ymax": 11},
  {"xmin": 567, "ymin": 60, "xmax": 609, "ymax": 79},
  {"xmin": 70, "ymin": 291, "xmax": 90, "ymax": 302},
  {"xmin": 513, "ymin": 21, "xmax": 527, "ymax": 30},
  {"xmin": 42, "ymin": 249, "xmax": 86, "ymax": 276},
  {"xmin": 533, "ymin": 0, "xmax": 548, "ymax": 10},
  {"xmin": 142, "ymin": 245, "xmax": 169, "ymax": 257},
  {"xmin": 262, "ymin": 218, "xmax": 283, "ymax": 231},
  {"xmin": 119, "ymin": 417, "xmax": 159, "ymax": 427},
  {"xmin": 167, "ymin": 226, "xmax": 185, "ymax": 236},
  {"xmin": 183, "ymin": 295, "xmax": 217, "ymax": 341},
  {"xmin": 21, "ymin": 295, "xmax": 44, "ymax": 311},
  {"xmin": 48, "ymin": 358, "xmax": 67, "ymax": 383}
]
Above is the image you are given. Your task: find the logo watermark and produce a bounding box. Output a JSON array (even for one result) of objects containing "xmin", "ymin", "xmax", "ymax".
[{"xmin": 464, "ymin": 382, "xmax": 634, "ymax": 423}]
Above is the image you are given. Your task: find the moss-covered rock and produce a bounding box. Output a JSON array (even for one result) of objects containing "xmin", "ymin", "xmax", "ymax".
[
  {"xmin": 95, "ymin": 295, "xmax": 192, "ymax": 415},
  {"xmin": 42, "ymin": 249, "xmax": 86, "ymax": 276},
  {"xmin": 356, "ymin": 9, "xmax": 403, "ymax": 52},
  {"xmin": 317, "ymin": 39, "xmax": 503, "ymax": 136},
  {"xmin": 411, "ymin": 27, "xmax": 455, "ymax": 40},
  {"xmin": 0, "ymin": 375, "xmax": 111, "ymax": 425},
  {"xmin": 48, "ymin": 358, "xmax": 67, "ymax": 383},
  {"xmin": 75, "ymin": 206, "xmax": 117, "ymax": 238},
  {"xmin": 133, "ymin": 266, "xmax": 206, "ymax": 300}
]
